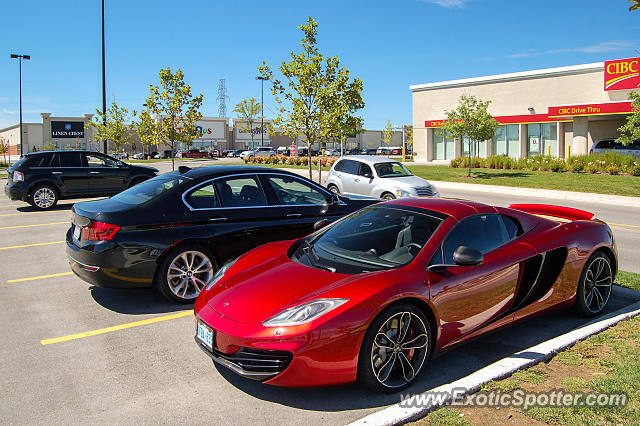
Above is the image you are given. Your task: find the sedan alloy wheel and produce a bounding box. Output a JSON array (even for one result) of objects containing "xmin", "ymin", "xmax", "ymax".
[{"xmin": 158, "ymin": 245, "xmax": 217, "ymax": 303}]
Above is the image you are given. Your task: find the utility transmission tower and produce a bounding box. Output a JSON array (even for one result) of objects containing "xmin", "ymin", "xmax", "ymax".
[{"xmin": 217, "ymin": 79, "xmax": 229, "ymax": 117}]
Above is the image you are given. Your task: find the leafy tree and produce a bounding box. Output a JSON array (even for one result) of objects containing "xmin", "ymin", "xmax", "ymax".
[
  {"xmin": 144, "ymin": 67, "xmax": 203, "ymax": 170},
  {"xmin": 441, "ymin": 95, "xmax": 498, "ymax": 177},
  {"xmin": 616, "ymin": 90, "xmax": 640, "ymax": 145},
  {"xmin": 628, "ymin": 0, "xmax": 640, "ymax": 11},
  {"xmin": 404, "ymin": 124, "xmax": 414, "ymax": 152},
  {"xmin": 0, "ymin": 137, "xmax": 8, "ymax": 164},
  {"xmin": 259, "ymin": 17, "xmax": 364, "ymax": 179},
  {"xmin": 42, "ymin": 141, "xmax": 56, "ymax": 151},
  {"xmin": 382, "ymin": 120, "xmax": 394, "ymax": 148},
  {"xmin": 86, "ymin": 101, "xmax": 133, "ymax": 154},
  {"xmin": 233, "ymin": 98, "xmax": 262, "ymax": 147},
  {"xmin": 333, "ymin": 116, "xmax": 363, "ymax": 154},
  {"xmin": 134, "ymin": 109, "xmax": 162, "ymax": 157}
]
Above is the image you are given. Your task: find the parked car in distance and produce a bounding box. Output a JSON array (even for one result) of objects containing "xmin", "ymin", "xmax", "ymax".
[
  {"xmin": 345, "ymin": 149, "xmax": 361, "ymax": 155},
  {"xmin": 277, "ymin": 146, "xmax": 291, "ymax": 156},
  {"xmin": 194, "ymin": 199, "xmax": 616, "ymax": 390},
  {"xmin": 5, "ymin": 150, "xmax": 158, "ymax": 209},
  {"xmin": 162, "ymin": 150, "xmax": 176, "ymax": 159},
  {"xmin": 324, "ymin": 148, "xmax": 340, "ymax": 156},
  {"xmin": 590, "ymin": 139, "xmax": 640, "ymax": 157},
  {"xmin": 239, "ymin": 150, "xmax": 254, "ymax": 159},
  {"xmin": 66, "ymin": 165, "xmax": 378, "ymax": 303},
  {"xmin": 326, "ymin": 156, "xmax": 439, "ymax": 200},
  {"xmin": 131, "ymin": 152, "xmax": 144, "ymax": 159},
  {"xmin": 178, "ymin": 149, "xmax": 210, "ymax": 159},
  {"xmin": 361, "ymin": 148, "xmax": 377, "ymax": 155},
  {"xmin": 254, "ymin": 147, "xmax": 277, "ymax": 158},
  {"xmin": 229, "ymin": 150, "xmax": 245, "ymax": 157}
]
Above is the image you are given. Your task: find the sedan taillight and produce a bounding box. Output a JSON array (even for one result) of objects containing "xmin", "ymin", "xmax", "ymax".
[
  {"xmin": 13, "ymin": 171, "xmax": 24, "ymax": 181},
  {"xmin": 81, "ymin": 221, "xmax": 120, "ymax": 241}
]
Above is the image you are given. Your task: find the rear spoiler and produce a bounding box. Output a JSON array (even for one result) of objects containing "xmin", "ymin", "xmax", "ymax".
[{"xmin": 508, "ymin": 204, "xmax": 595, "ymax": 221}]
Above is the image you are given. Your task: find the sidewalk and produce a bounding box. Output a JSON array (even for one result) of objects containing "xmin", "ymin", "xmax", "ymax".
[{"xmin": 280, "ymin": 167, "xmax": 640, "ymax": 208}]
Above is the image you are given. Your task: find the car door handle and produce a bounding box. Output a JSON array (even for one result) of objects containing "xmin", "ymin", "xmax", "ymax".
[
  {"xmin": 286, "ymin": 213, "xmax": 302, "ymax": 218},
  {"xmin": 51, "ymin": 171, "xmax": 62, "ymax": 175},
  {"xmin": 90, "ymin": 171, "xmax": 100, "ymax": 174},
  {"xmin": 209, "ymin": 217, "xmax": 228, "ymax": 223},
  {"xmin": 336, "ymin": 174, "xmax": 342, "ymax": 178},
  {"xmin": 354, "ymin": 178, "xmax": 360, "ymax": 182}
]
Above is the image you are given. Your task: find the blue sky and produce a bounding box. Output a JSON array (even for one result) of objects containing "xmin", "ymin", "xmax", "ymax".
[{"xmin": 1, "ymin": 0, "xmax": 639, "ymax": 131}]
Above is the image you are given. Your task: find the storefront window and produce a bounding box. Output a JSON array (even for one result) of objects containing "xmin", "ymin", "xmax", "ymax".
[
  {"xmin": 492, "ymin": 125, "xmax": 519, "ymax": 159},
  {"xmin": 432, "ymin": 129, "xmax": 455, "ymax": 160},
  {"xmin": 461, "ymin": 136, "xmax": 486, "ymax": 158},
  {"xmin": 528, "ymin": 123, "xmax": 557, "ymax": 157}
]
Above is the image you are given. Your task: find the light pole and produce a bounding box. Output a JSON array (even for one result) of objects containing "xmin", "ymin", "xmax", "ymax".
[
  {"xmin": 101, "ymin": 0, "xmax": 107, "ymax": 154},
  {"xmin": 255, "ymin": 76, "xmax": 269, "ymax": 147},
  {"xmin": 10, "ymin": 54, "xmax": 30, "ymax": 157}
]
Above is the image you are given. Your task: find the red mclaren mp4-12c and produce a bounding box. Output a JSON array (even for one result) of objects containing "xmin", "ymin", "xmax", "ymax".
[{"xmin": 194, "ymin": 198, "xmax": 616, "ymax": 391}]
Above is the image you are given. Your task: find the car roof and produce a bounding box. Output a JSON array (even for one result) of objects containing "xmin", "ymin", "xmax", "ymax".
[
  {"xmin": 384, "ymin": 197, "xmax": 496, "ymax": 220},
  {"xmin": 179, "ymin": 165, "xmax": 302, "ymax": 179},
  {"xmin": 337, "ymin": 155, "xmax": 398, "ymax": 165},
  {"xmin": 24, "ymin": 150, "xmax": 105, "ymax": 156}
]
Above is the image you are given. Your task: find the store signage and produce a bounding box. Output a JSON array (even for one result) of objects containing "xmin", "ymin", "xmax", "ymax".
[
  {"xmin": 51, "ymin": 121, "xmax": 84, "ymax": 138},
  {"xmin": 425, "ymin": 120, "xmax": 446, "ymax": 128},
  {"xmin": 425, "ymin": 113, "xmax": 569, "ymax": 128},
  {"xmin": 604, "ymin": 57, "xmax": 640, "ymax": 91},
  {"xmin": 548, "ymin": 101, "xmax": 632, "ymax": 118},
  {"xmin": 193, "ymin": 120, "xmax": 225, "ymax": 140}
]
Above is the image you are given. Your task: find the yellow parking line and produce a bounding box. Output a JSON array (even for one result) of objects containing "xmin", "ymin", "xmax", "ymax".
[
  {"xmin": 608, "ymin": 222, "xmax": 640, "ymax": 229},
  {"xmin": 8, "ymin": 272, "xmax": 74, "ymax": 283},
  {"xmin": 41, "ymin": 311, "xmax": 194, "ymax": 345},
  {"xmin": 0, "ymin": 241, "xmax": 65, "ymax": 250},
  {"xmin": 0, "ymin": 211, "xmax": 69, "ymax": 217},
  {"xmin": 0, "ymin": 221, "xmax": 69, "ymax": 230},
  {"xmin": 609, "ymin": 225, "xmax": 640, "ymax": 234}
]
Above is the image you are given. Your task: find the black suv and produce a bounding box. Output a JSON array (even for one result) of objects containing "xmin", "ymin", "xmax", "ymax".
[{"xmin": 5, "ymin": 150, "xmax": 158, "ymax": 209}]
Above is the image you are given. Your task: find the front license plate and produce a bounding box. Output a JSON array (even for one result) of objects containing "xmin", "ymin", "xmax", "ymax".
[
  {"xmin": 73, "ymin": 225, "xmax": 81, "ymax": 241},
  {"xmin": 196, "ymin": 321, "xmax": 214, "ymax": 350}
]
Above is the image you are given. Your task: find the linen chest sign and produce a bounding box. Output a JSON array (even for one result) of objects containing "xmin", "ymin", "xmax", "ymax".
[
  {"xmin": 604, "ymin": 57, "xmax": 640, "ymax": 91},
  {"xmin": 51, "ymin": 121, "xmax": 85, "ymax": 138}
]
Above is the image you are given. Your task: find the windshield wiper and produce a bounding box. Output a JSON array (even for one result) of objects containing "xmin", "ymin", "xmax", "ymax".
[{"xmin": 301, "ymin": 240, "xmax": 336, "ymax": 273}]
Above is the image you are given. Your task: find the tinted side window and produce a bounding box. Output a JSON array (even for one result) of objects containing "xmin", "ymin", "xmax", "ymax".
[
  {"xmin": 341, "ymin": 160, "xmax": 359, "ymax": 175},
  {"xmin": 265, "ymin": 176, "xmax": 327, "ymax": 205},
  {"xmin": 502, "ymin": 215, "xmax": 523, "ymax": 240},
  {"xmin": 214, "ymin": 176, "xmax": 266, "ymax": 207},
  {"xmin": 59, "ymin": 152, "xmax": 82, "ymax": 167},
  {"xmin": 439, "ymin": 214, "xmax": 510, "ymax": 264},
  {"xmin": 185, "ymin": 183, "xmax": 220, "ymax": 209},
  {"xmin": 31, "ymin": 154, "xmax": 53, "ymax": 168},
  {"xmin": 333, "ymin": 160, "xmax": 344, "ymax": 172},
  {"xmin": 86, "ymin": 154, "xmax": 116, "ymax": 167},
  {"xmin": 49, "ymin": 153, "xmax": 61, "ymax": 167},
  {"xmin": 596, "ymin": 140, "xmax": 612, "ymax": 149},
  {"xmin": 358, "ymin": 163, "xmax": 373, "ymax": 177}
]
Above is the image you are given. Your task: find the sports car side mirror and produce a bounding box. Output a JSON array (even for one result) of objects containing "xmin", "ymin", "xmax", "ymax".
[{"xmin": 453, "ymin": 246, "xmax": 483, "ymax": 267}]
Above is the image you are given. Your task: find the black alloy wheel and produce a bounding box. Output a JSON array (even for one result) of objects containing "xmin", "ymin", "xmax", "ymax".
[
  {"xmin": 574, "ymin": 251, "xmax": 614, "ymax": 316},
  {"xmin": 358, "ymin": 304, "xmax": 432, "ymax": 392}
]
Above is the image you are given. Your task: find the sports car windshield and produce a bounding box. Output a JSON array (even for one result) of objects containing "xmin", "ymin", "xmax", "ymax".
[
  {"xmin": 109, "ymin": 172, "xmax": 192, "ymax": 205},
  {"xmin": 374, "ymin": 162, "xmax": 412, "ymax": 178},
  {"xmin": 292, "ymin": 206, "xmax": 443, "ymax": 274}
]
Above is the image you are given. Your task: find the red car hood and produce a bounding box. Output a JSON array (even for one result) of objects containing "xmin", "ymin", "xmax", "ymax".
[{"xmin": 206, "ymin": 241, "xmax": 354, "ymax": 324}]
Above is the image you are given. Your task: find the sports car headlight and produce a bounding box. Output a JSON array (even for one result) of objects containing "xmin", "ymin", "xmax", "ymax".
[
  {"xmin": 263, "ymin": 298, "xmax": 349, "ymax": 327},
  {"xmin": 205, "ymin": 259, "xmax": 237, "ymax": 291}
]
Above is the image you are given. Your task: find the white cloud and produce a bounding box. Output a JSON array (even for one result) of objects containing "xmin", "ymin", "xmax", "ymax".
[
  {"xmin": 420, "ymin": 0, "xmax": 470, "ymax": 8},
  {"xmin": 508, "ymin": 41, "xmax": 635, "ymax": 58}
]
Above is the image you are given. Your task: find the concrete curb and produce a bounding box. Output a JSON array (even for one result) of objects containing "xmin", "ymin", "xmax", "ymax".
[
  {"xmin": 432, "ymin": 181, "xmax": 640, "ymax": 208},
  {"xmin": 348, "ymin": 286, "xmax": 640, "ymax": 426}
]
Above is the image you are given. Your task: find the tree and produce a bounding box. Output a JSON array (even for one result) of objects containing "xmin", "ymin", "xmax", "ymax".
[
  {"xmin": 86, "ymin": 101, "xmax": 133, "ymax": 154},
  {"xmin": 144, "ymin": 67, "xmax": 203, "ymax": 170},
  {"xmin": 616, "ymin": 90, "xmax": 640, "ymax": 146},
  {"xmin": 233, "ymin": 98, "xmax": 261, "ymax": 147},
  {"xmin": 628, "ymin": 0, "xmax": 640, "ymax": 11},
  {"xmin": 134, "ymin": 109, "xmax": 162, "ymax": 157},
  {"xmin": 42, "ymin": 141, "xmax": 56, "ymax": 151},
  {"xmin": 382, "ymin": 120, "xmax": 394, "ymax": 149},
  {"xmin": 0, "ymin": 137, "xmax": 7, "ymax": 164},
  {"xmin": 258, "ymin": 17, "xmax": 364, "ymax": 179},
  {"xmin": 404, "ymin": 125, "xmax": 414, "ymax": 152},
  {"xmin": 441, "ymin": 95, "xmax": 499, "ymax": 177}
]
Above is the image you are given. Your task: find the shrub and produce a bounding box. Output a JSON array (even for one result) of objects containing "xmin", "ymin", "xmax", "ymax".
[
  {"xmin": 630, "ymin": 165, "xmax": 640, "ymax": 176},
  {"xmin": 570, "ymin": 162, "xmax": 584, "ymax": 173},
  {"xmin": 606, "ymin": 165, "xmax": 621, "ymax": 175}
]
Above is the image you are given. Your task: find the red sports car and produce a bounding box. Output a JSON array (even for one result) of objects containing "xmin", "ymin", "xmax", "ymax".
[{"xmin": 194, "ymin": 198, "xmax": 617, "ymax": 391}]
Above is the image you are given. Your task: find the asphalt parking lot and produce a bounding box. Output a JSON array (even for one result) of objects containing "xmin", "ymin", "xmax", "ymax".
[{"xmin": 1, "ymin": 185, "xmax": 640, "ymax": 425}]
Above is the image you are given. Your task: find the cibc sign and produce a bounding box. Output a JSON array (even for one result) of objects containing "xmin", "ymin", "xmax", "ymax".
[{"xmin": 604, "ymin": 57, "xmax": 639, "ymax": 91}]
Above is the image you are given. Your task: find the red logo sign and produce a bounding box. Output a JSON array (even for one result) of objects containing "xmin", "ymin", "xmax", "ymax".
[
  {"xmin": 604, "ymin": 57, "xmax": 640, "ymax": 91},
  {"xmin": 548, "ymin": 101, "xmax": 632, "ymax": 118}
]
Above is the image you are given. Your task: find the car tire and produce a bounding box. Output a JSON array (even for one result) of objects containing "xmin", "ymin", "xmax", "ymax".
[
  {"xmin": 381, "ymin": 192, "xmax": 395, "ymax": 201},
  {"xmin": 29, "ymin": 184, "xmax": 58, "ymax": 210},
  {"xmin": 156, "ymin": 243, "xmax": 218, "ymax": 304},
  {"xmin": 327, "ymin": 184, "xmax": 340, "ymax": 194},
  {"xmin": 357, "ymin": 303, "xmax": 432, "ymax": 392},
  {"xmin": 573, "ymin": 250, "xmax": 614, "ymax": 317}
]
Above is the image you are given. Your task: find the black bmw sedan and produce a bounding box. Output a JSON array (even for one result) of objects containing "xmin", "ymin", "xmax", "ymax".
[{"xmin": 66, "ymin": 165, "xmax": 377, "ymax": 303}]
